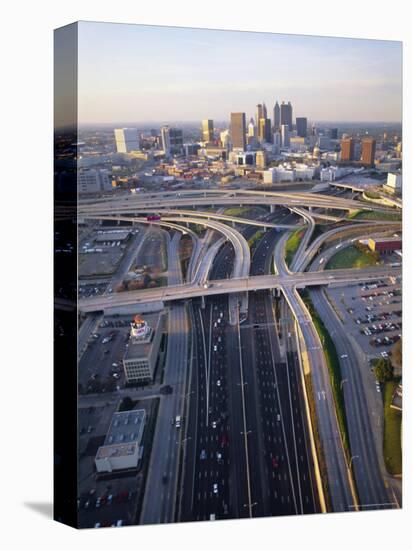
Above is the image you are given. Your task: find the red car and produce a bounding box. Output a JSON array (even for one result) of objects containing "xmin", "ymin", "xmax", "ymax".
[{"xmin": 272, "ymin": 457, "xmax": 279, "ymax": 469}]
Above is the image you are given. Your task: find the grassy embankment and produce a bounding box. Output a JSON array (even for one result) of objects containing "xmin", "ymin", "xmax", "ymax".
[
  {"xmin": 348, "ymin": 210, "xmax": 402, "ymax": 222},
  {"xmin": 383, "ymin": 380, "xmax": 402, "ymax": 476},
  {"xmin": 285, "ymin": 228, "xmax": 306, "ymax": 267},
  {"xmin": 325, "ymin": 243, "xmax": 380, "ymax": 270}
]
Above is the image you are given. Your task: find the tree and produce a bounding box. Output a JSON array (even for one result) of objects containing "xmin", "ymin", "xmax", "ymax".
[
  {"xmin": 373, "ymin": 358, "xmax": 394, "ymax": 383},
  {"xmin": 391, "ymin": 339, "xmax": 402, "ymax": 369}
]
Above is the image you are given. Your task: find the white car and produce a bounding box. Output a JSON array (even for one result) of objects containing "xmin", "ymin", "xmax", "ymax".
[
  {"xmin": 212, "ymin": 421, "xmax": 217, "ymax": 429},
  {"xmin": 213, "ymin": 483, "xmax": 218, "ymax": 494},
  {"xmin": 213, "ymin": 345, "xmax": 217, "ymax": 352},
  {"xmin": 340, "ymin": 354, "xmax": 348, "ymax": 359},
  {"xmin": 217, "ymin": 380, "xmax": 221, "ymax": 387}
]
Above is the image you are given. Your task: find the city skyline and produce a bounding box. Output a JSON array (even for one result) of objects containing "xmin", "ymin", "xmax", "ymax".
[{"xmin": 78, "ymin": 22, "xmax": 402, "ymax": 125}]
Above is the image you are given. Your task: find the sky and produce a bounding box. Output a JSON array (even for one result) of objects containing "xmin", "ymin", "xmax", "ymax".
[{"xmin": 77, "ymin": 21, "xmax": 402, "ymax": 124}]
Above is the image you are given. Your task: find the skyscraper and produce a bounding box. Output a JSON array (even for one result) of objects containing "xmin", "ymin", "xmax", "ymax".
[
  {"xmin": 329, "ymin": 128, "xmax": 338, "ymax": 140},
  {"xmin": 281, "ymin": 124, "xmax": 290, "ymax": 148},
  {"xmin": 230, "ymin": 112, "xmax": 246, "ymax": 150},
  {"xmin": 340, "ymin": 137, "xmax": 355, "ymax": 162},
  {"xmin": 361, "ymin": 137, "xmax": 376, "ymax": 166},
  {"xmin": 262, "ymin": 102, "xmax": 267, "ymax": 119},
  {"xmin": 114, "ymin": 128, "xmax": 140, "ymax": 153},
  {"xmin": 259, "ymin": 118, "xmax": 272, "ymax": 143},
  {"xmin": 201, "ymin": 119, "xmax": 214, "ymax": 143},
  {"xmin": 256, "ymin": 104, "xmax": 263, "ymax": 125},
  {"xmin": 280, "ymin": 101, "xmax": 293, "ymax": 130},
  {"xmin": 296, "ymin": 117, "xmax": 308, "ymax": 138},
  {"xmin": 160, "ymin": 126, "xmax": 184, "ymax": 155},
  {"xmin": 273, "ymin": 101, "xmax": 280, "ymax": 131},
  {"xmin": 248, "ymin": 117, "xmax": 256, "ymax": 138}
]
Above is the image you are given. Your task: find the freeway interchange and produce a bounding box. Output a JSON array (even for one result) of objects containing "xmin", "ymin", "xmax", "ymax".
[{"xmin": 78, "ymin": 186, "xmax": 401, "ymax": 523}]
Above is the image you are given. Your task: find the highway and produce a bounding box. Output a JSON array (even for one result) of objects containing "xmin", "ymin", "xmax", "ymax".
[
  {"xmin": 140, "ymin": 231, "xmax": 190, "ymax": 524},
  {"xmin": 78, "ymin": 265, "xmax": 401, "ymax": 312}
]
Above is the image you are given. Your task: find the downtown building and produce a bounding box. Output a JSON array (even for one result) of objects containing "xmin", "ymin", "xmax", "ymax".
[
  {"xmin": 280, "ymin": 101, "xmax": 293, "ymax": 130},
  {"xmin": 360, "ymin": 137, "xmax": 376, "ymax": 167},
  {"xmin": 340, "ymin": 137, "xmax": 356, "ymax": 162},
  {"xmin": 114, "ymin": 128, "xmax": 140, "ymax": 153},
  {"xmin": 161, "ymin": 126, "xmax": 184, "ymax": 156},
  {"xmin": 122, "ymin": 313, "xmax": 164, "ymax": 384},
  {"xmin": 230, "ymin": 112, "xmax": 247, "ymax": 150},
  {"xmin": 77, "ymin": 168, "xmax": 112, "ymax": 194},
  {"xmin": 201, "ymin": 119, "xmax": 214, "ymax": 143}
]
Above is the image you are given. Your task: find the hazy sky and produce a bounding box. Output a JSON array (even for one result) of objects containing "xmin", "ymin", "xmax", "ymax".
[{"xmin": 77, "ymin": 21, "xmax": 402, "ymax": 124}]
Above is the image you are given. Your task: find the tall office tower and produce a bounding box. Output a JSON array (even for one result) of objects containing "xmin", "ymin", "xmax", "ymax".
[
  {"xmin": 281, "ymin": 124, "xmax": 290, "ymax": 148},
  {"xmin": 273, "ymin": 131, "xmax": 281, "ymax": 154},
  {"xmin": 340, "ymin": 137, "xmax": 355, "ymax": 161},
  {"xmin": 201, "ymin": 119, "xmax": 214, "ymax": 142},
  {"xmin": 280, "ymin": 101, "xmax": 293, "ymax": 130},
  {"xmin": 273, "ymin": 101, "xmax": 280, "ymax": 131},
  {"xmin": 262, "ymin": 102, "xmax": 267, "ymax": 119},
  {"xmin": 160, "ymin": 126, "xmax": 184, "ymax": 155},
  {"xmin": 296, "ymin": 117, "xmax": 308, "ymax": 138},
  {"xmin": 256, "ymin": 104, "xmax": 263, "ymax": 125},
  {"xmin": 230, "ymin": 112, "xmax": 247, "ymax": 150},
  {"xmin": 248, "ymin": 117, "xmax": 256, "ymax": 137},
  {"xmin": 220, "ymin": 129, "xmax": 230, "ymax": 148},
  {"xmin": 329, "ymin": 128, "xmax": 338, "ymax": 139},
  {"xmin": 114, "ymin": 128, "xmax": 140, "ymax": 153},
  {"xmin": 361, "ymin": 137, "xmax": 376, "ymax": 166},
  {"xmin": 259, "ymin": 118, "xmax": 272, "ymax": 143}
]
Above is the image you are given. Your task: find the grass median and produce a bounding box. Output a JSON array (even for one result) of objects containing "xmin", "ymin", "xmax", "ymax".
[{"xmin": 300, "ymin": 290, "xmax": 352, "ymax": 462}]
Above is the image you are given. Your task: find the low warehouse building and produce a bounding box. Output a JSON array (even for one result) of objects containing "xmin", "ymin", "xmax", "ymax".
[{"xmin": 368, "ymin": 237, "xmax": 402, "ymax": 254}]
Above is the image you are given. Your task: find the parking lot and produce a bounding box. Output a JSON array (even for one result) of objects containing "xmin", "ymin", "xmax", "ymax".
[{"xmin": 326, "ymin": 275, "xmax": 402, "ymax": 362}]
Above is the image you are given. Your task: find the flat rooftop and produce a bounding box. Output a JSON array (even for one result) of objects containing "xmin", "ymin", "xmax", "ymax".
[
  {"xmin": 369, "ymin": 237, "xmax": 402, "ymax": 243},
  {"xmin": 104, "ymin": 409, "xmax": 146, "ymax": 446},
  {"xmin": 95, "ymin": 231, "xmax": 131, "ymax": 242}
]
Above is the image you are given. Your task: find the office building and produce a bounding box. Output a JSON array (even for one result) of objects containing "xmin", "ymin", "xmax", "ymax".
[
  {"xmin": 280, "ymin": 101, "xmax": 293, "ymax": 130},
  {"xmin": 201, "ymin": 119, "xmax": 214, "ymax": 143},
  {"xmin": 262, "ymin": 102, "xmax": 267, "ymax": 119},
  {"xmin": 256, "ymin": 104, "xmax": 263, "ymax": 124},
  {"xmin": 296, "ymin": 117, "xmax": 307, "ymax": 138},
  {"xmin": 281, "ymin": 124, "xmax": 290, "ymax": 148},
  {"xmin": 95, "ymin": 410, "xmax": 146, "ymax": 473},
  {"xmin": 230, "ymin": 112, "xmax": 247, "ymax": 150},
  {"xmin": 273, "ymin": 101, "xmax": 280, "ymax": 131},
  {"xmin": 248, "ymin": 117, "xmax": 256, "ymax": 138},
  {"xmin": 290, "ymin": 137, "xmax": 307, "ymax": 153},
  {"xmin": 340, "ymin": 137, "xmax": 355, "ymax": 161},
  {"xmin": 160, "ymin": 126, "xmax": 184, "ymax": 156},
  {"xmin": 273, "ymin": 131, "xmax": 281, "ymax": 155},
  {"xmin": 255, "ymin": 150, "xmax": 267, "ymax": 169},
  {"xmin": 220, "ymin": 129, "xmax": 230, "ymax": 148},
  {"xmin": 361, "ymin": 137, "xmax": 376, "ymax": 167},
  {"xmin": 122, "ymin": 313, "xmax": 164, "ymax": 384},
  {"xmin": 114, "ymin": 128, "xmax": 140, "ymax": 153},
  {"xmin": 258, "ymin": 118, "xmax": 272, "ymax": 143},
  {"xmin": 77, "ymin": 169, "xmax": 112, "ymax": 194},
  {"xmin": 329, "ymin": 128, "xmax": 338, "ymax": 139}
]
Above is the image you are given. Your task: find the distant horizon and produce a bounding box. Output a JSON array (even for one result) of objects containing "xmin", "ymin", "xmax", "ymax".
[{"xmin": 77, "ymin": 22, "xmax": 402, "ymax": 125}]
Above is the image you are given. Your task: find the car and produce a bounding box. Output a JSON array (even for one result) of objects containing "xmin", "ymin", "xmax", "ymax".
[
  {"xmin": 107, "ymin": 494, "xmax": 113, "ymax": 505},
  {"xmin": 95, "ymin": 497, "xmax": 101, "ymax": 508},
  {"xmin": 212, "ymin": 421, "xmax": 217, "ymax": 429},
  {"xmin": 381, "ymin": 351, "xmax": 388, "ymax": 358},
  {"xmin": 162, "ymin": 474, "xmax": 168, "ymax": 484},
  {"xmin": 340, "ymin": 354, "xmax": 348, "ymax": 359},
  {"xmin": 84, "ymin": 500, "xmax": 90, "ymax": 509},
  {"xmin": 213, "ymin": 483, "xmax": 218, "ymax": 494},
  {"xmin": 213, "ymin": 345, "xmax": 217, "ymax": 352},
  {"xmin": 200, "ymin": 449, "xmax": 207, "ymax": 460},
  {"xmin": 376, "ymin": 385, "xmax": 381, "ymax": 393},
  {"xmin": 112, "ymin": 362, "xmax": 118, "ymax": 368},
  {"xmin": 276, "ymin": 414, "xmax": 281, "ymax": 422},
  {"xmin": 272, "ymin": 457, "xmax": 279, "ymax": 469},
  {"xmin": 217, "ymin": 380, "xmax": 221, "ymax": 387},
  {"xmin": 216, "ymin": 452, "xmax": 222, "ymax": 462},
  {"xmin": 94, "ymin": 523, "xmax": 101, "ymax": 528}
]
